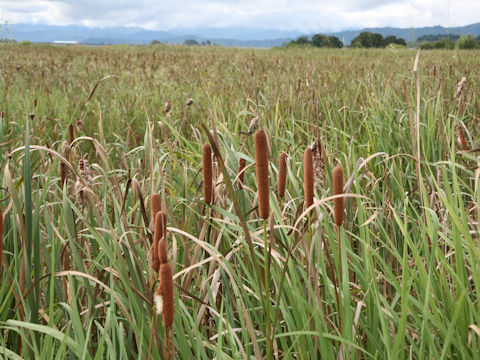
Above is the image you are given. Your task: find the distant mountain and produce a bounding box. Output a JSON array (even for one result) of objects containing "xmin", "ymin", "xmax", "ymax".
[{"xmin": 3, "ymin": 22, "xmax": 480, "ymax": 47}]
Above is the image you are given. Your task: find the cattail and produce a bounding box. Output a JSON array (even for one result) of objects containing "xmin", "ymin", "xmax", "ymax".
[
  {"xmin": 311, "ymin": 138, "xmax": 325, "ymax": 187},
  {"xmin": 155, "ymin": 262, "xmax": 174, "ymax": 328},
  {"xmin": 155, "ymin": 211, "xmax": 168, "ymax": 241},
  {"xmin": 60, "ymin": 141, "xmax": 69, "ymax": 187},
  {"xmin": 202, "ymin": 143, "xmax": 212, "ymax": 204},
  {"xmin": 304, "ymin": 147, "xmax": 314, "ymax": 208},
  {"xmin": 278, "ymin": 152, "xmax": 287, "ymax": 198},
  {"xmin": 237, "ymin": 158, "xmax": 246, "ymax": 189},
  {"xmin": 152, "ymin": 211, "xmax": 167, "ymax": 273},
  {"xmin": 457, "ymin": 125, "xmax": 468, "ymax": 151},
  {"xmin": 0, "ymin": 208, "xmax": 3, "ymax": 273},
  {"xmin": 254, "ymin": 130, "xmax": 269, "ymax": 219},
  {"xmin": 158, "ymin": 238, "xmax": 168, "ymax": 264},
  {"xmin": 333, "ymin": 165, "xmax": 344, "ymax": 227},
  {"xmin": 151, "ymin": 193, "xmax": 162, "ymax": 226},
  {"xmin": 60, "ymin": 162, "xmax": 67, "ymax": 187},
  {"xmin": 68, "ymin": 124, "xmax": 74, "ymax": 145}
]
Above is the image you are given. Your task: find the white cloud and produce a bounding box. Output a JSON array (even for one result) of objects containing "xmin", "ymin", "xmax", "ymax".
[{"xmin": 0, "ymin": 0, "xmax": 479, "ymax": 31}]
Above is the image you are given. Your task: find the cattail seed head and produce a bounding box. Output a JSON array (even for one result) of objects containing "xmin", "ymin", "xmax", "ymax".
[
  {"xmin": 60, "ymin": 163, "xmax": 67, "ymax": 187},
  {"xmin": 155, "ymin": 262, "xmax": 174, "ymax": 328},
  {"xmin": 151, "ymin": 194, "xmax": 162, "ymax": 226},
  {"xmin": 237, "ymin": 158, "xmax": 246, "ymax": 189},
  {"xmin": 151, "ymin": 242, "xmax": 160, "ymax": 273},
  {"xmin": 152, "ymin": 211, "xmax": 168, "ymax": 273},
  {"xmin": 155, "ymin": 211, "xmax": 168, "ymax": 242},
  {"xmin": 333, "ymin": 165, "xmax": 344, "ymax": 227},
  {"xmin": 202, "ymin": 143, "xmax": 213, "ymax": 204},
  {"xmin": 158, "ymin": 238, "xmax": 168, "ymax": 264},
  {"xmin": 278, "ymin": 152, "xmax": 287, "ymax": 198},
  {"xmin": 457, "ymin": 125, "xmax": 468, "ymax": 151},
  {"xmin": 254, "ymin": 130, "xmax": 269, "ymax": 219},
  {"xmin": 60, "ymin": 140, "xmax": 69, "ymax": 187},
  {"xmin": 68, "ymin": 124, "xmax": 74, "ymax": 145},
  {"xmin": 304, "ymin": 148, "xmax": 314, "ymax": 208}
]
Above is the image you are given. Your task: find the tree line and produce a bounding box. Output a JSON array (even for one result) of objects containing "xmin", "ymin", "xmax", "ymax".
[
  {"xmin": 418, "ymin": 34, "xmax": 480, "ymax": 49},
  {"xmin": 286, "ymin": 31, "xmax": 406, "ymax": 48},
  {"xmin": 286, "ymin": 31, "xmax": 480, "ymax": 49}
]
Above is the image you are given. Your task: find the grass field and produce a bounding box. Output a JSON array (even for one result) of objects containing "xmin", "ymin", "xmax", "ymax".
[{"xmin": 1, "ymin": 43, "xmax": 480, "ymax": 359}]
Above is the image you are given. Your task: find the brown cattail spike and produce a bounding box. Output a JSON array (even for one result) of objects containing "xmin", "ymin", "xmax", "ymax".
[
  {"xmin": 333, "ymin": 165, "xmax": 344, "ymax": 227},
  {"xmin": 156, "ymin": 262, "xmax": 174, "ymax": 328},
  {"xmin": 237, "ymin": 158, "xmax": 246, "ymax": 189},
  {"xmin": 254, "ymin": 130, "xmax": 269, "ymax": 219},
  {"xmin": 68, "ymin": 124, "xmax": 74, "ymax": 145},
  {"xmin": 457, "ymin": 125, "xmax": 468, "ymax": 151},
  {"xmin": 158, "ymin": 238, "xmax": 168, "ymax": 264},
  {"xmin": 304, "ymin": 148, "xmax": 314, "ymax": 208},
  {"xmin": 155, "ymin": 211, "xmax": 168, "ymax": 241},
  {"xmin": 202, "ymin": 143, "xmax": 212, "ymax": 204},
  {"xmin": 152, "ymin": 211, "xmax": 167, "ymax": 273},
  {"xmin": 60, "ymin": 141, "xmax": 69, "ymax": 187},
  {"xmin": 0, "ymin": 208, "xmax": 3, "ymax": 273},
  {"xmin": 151, "ymin": 193, "xmax": 162, "ymax": 226},
  {"xmin": 278, "ymin": 152, "xmax": 287, "ymax": 198}
]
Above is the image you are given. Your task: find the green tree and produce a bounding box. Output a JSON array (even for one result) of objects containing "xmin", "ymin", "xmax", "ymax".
[
  {"xmin": 311, "ymin": 34, "xmax": 343, "ymax": 48},
  {"xmin": 351, "ymin": 32, "xmax": 385, "ymax": 48},
  {"xmin": 311, "ymin": 34, "xmax": 328, "ymax": 47},
  {"xmin": 419, "ymin": 42, "xmax": 434, "ymax": 50},
  {"xmin": 327, "ymin": 36, "xmax": 343, "ymax": 48},
  {"xmin": 184, "ymin": 39, "xmax": 199, "ymax": 46},
  {"xmin": 457, "ymin": 34, "xmax": 477, "ymax": 49},
  {"xmin": 384, "ymin": 35, "xmax": 406, "ymax": 46},
  {"xmin": 433, "ymin": 39, "xmax": 455, "ymax": 49},
  {"xmin": 296, "ymin": 36, "xmax": 310, "ymax": 45}
]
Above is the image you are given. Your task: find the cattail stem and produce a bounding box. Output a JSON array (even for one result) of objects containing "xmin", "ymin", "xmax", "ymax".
[
  {"xmin": 202, "ymin": 143, "xmax": 213, "ymax": 204},
  {"xmin": 304, "ymin": 147, "xmax": 314, "ymax": 208},
  {"xmin": 278, "ymin": 152, "xmax": 287, "ymax": 198},
  {"xmin": 263, "ymin": 218, "xmax": 272, "ymax": 360},
  {"xmin": 254, "ymin": 130, "xmax": 269, "ymax": 219},
  {"xmin": 333, "ymin": 165, "xmax": 344, "ymax": 336},
  {"xmin": 0, "ymin": 208, "xmax": 3, "ymax": 273}
]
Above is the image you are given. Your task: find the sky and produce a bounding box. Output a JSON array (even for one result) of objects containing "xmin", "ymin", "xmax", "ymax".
[{"xmin": 0, "ymin": 0, "xmax": 479, "ymax": 32}]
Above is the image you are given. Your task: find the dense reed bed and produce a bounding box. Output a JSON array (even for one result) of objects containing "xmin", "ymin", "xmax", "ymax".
[{"xmin": 0, "ymin": 43, "xmax": 480, "ymax": 359}]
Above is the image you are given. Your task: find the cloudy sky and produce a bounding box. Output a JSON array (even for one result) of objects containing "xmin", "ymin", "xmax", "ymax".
[{"xmin": 1, "ymin": 0, "xmax": 478, "ymax": 32}]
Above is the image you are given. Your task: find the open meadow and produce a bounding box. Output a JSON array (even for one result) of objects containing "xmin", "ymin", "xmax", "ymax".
[{"xmin": 1, "ymin": 43, "xmax": 480, "ymax": 359}]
